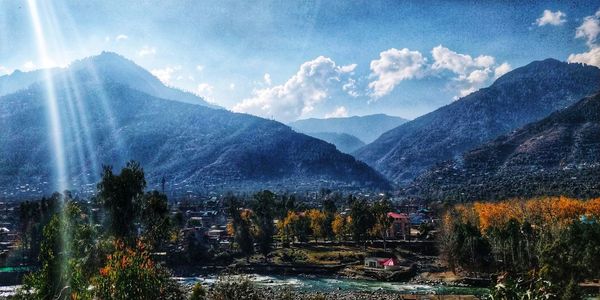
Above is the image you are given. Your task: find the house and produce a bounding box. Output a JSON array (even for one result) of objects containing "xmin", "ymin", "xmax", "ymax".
[
  {"xmin": 387, "ymin": 212, "xmax": 410, "ymax": 240},
  {"xmin": 364, "ymin": 257, "xmax": 402, "ymax": 270}
]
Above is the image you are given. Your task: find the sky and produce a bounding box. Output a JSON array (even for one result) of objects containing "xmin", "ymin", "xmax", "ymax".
[{"xmin": 0, "ymin": 0, "xmax": 599, "ymax": 122}]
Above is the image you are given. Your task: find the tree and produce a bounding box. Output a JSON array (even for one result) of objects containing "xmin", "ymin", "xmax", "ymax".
[
  {"xmin": 370, "ymin": 200, "xmax": 393, "ymax": 251},
  {"xmin": 322, "ymin": 199, "xmax": 337, "ymax": 239},
  {"xmin": 18, "ymin": 195, "xmax": 59, "ymax": 264},
  {"xmin": 97, "ymin": 161, "xmax": 146, "ymax": 242},
  {"xmin": 331, "ymin": 213, "xmax": 349, "ymax": 242},
  {"xmin": 279, "ymin": 211, "xmax": 310, "ymax": 244},
  {"xmin": 18, "ymin": 201, "xmax": 96, "ymax": 300},
  {"xmin": 349, "ymin": 200, "xmax": 374, "ymax": 249},
  {"xmin": 140, "ymin": 191, "xmax": 171, "ymax": 250},
  {"xmin": 226, "ymin": 196, "xmax": 254, "ymax": 260},
  {"xmin": 252, "ymin": 190, "xmax": 276, "ymax": 260},
  {"xmin": 307, "ymin": 209, "xmax": 328, "ymax": 242}
]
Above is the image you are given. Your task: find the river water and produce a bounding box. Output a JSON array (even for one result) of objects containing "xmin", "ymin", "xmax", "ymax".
[{"xmin": 175, "ymin": 274, "xmax": 489, "ymax": 296}]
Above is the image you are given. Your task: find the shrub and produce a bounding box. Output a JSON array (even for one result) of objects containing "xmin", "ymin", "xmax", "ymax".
[{"xmin": 208, "ymin": 276, "xmax": 264, "ymax": 300}]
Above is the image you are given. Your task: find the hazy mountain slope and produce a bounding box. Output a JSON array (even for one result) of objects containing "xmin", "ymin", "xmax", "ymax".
[
  {"xmin": 290, "ymin": 114, "xmax": 407, "ymax": 144},
  {"xmin": 304, "ymin": 132, "xmax": 366, "ymax": 153},
  {"xmin": 411, "ymin": 93, "xmax": 600, "ymax": 201},
  {"xmin": 0, "ymin": 52, "xmax": 217, "ymax": 108},
  {"xmin": 0, "ymin": 56, "xmax": 389, "ymax": 200},
  {"xmin": 1, "ymin": 69, "xmax": 44, "ymax": 97},
  {"xmin": 355, "ymin": 59, "xmax": 600, "ymax": 184}
]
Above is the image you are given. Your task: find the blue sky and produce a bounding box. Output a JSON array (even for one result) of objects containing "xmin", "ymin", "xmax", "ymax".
[{"xmin": 1, "ymin": 0, "xmax": 599, "ymax": 121}]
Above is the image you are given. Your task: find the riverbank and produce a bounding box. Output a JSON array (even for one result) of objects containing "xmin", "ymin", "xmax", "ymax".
[{"xmin": 171, "ymin": 243, "xmax": 492, "ymax": 288}]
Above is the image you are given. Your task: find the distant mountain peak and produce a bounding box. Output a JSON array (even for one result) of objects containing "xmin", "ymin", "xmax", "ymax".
[
  {"xmin": 492, "ymin": 58, "xmax": 598, "ymax": 87},
  {"xmin": 72, "ymin": 52, "xmax": 219, "ymax": 108},
  {"xmin": 290, "ymin": 114, "xmax": 408, "ymax": 144}
]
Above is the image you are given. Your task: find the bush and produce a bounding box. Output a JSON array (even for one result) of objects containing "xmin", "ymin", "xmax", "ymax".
[
  {"xmin": 190, "ymin": 282, "xmax": 207, "ymax": 300},
  {"xmin": 93, "ymin": 240, "xmax": 184, "ymax": 300},
  {"xmin": 208, "ymin": 276, "xmax": 264, "ymax": 300}
]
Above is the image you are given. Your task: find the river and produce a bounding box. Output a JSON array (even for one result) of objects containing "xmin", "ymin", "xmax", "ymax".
[{"xmin": 175, "ymin": 274, "xmax": 489, "ymax": 296}]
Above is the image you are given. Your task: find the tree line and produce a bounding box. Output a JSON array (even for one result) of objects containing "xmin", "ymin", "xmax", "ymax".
[
  {"xmin": 440, "ymin": 196, "xmax": 600, "ymax": 299},
  {"xmin": 226, "ymin": 192, "xmax": 403, "ymax": 259}
]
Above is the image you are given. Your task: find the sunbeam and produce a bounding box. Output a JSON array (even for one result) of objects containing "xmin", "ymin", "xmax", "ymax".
[{"xmin": 26, "ymin": 0, "xmax": 68, "ymax": 194}]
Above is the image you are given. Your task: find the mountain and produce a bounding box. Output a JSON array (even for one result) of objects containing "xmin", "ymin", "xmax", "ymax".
[
  {"xmin": 411, "ymin": 93, "xmax": 600, "ymax": 202},
  {"xmin": 290, "ymin": 114, "xmax": 408, "ymax": 144},
  {"xmin": 303, "ymin": 132, "xmax": 366, "ymax": 154},
  {"xmin": 354, "ymin": 59, "xmax": 600, "ymax": 184},
  {"xmin": 0, "ymin": 53, "xmax": 390, "ymax": 200},
  {"xmin": 0, "ymin": 52, "xmax": 217, "ymax": 108}
]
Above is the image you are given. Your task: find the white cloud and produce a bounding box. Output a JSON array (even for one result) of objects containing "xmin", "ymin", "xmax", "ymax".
[
  {"xmin": 22, "ymin": 61, "xmax": 36, "ymax": 71},
  {"xmin": 150, "ymin": 66, "xmax": 181, "ymax": 85},
  {"xmin": 264, "ymin": 73, "xmax": 272, "ymax": 85},
  {"xmin": 457, "ymin": 87, "xmax": 477, "ymax": 99},
  {"xmin": 366, "ymin": 45, "xmax": 506, "ymax": 100},
  {"xmin": 431, "ymin": 45, "xmax": 508, "ymax": 100},
  {"xmin": 568, "ymin": 46, "xmax": 600, "ymax": 67},
  {"xmin": 229, "ymin": 83, "xmax": 236, "ymax": 90},
  {"xmin": 568, "ymin": 9, "xmax": 600, "ymax": 67},
  {"xmin": 116, "ymin": 34, "xmax": 128, "ymax": 41},
  {"xmin": 197, "ymin": 83, "xmax": 214, "ymax": 94},
  {"xmin": 342, "ymin": 78, "xmax": 359, "ymax": 97},
  {"xmin": 137, "ymin": 46, "xmax": 156, "ymax": 57},
  {"xmin": 339, "ymin": 63, "xmax": 357, "ymax": 73},
  {"xmin": 464, "ymin": 69, "xmax": 490, "ymax": 84},
  {"xmin": 535, "ymin": 10, "xmax": 567, "ymax": 26},
  {"xmin": 575, "ymin": 10, "xmax": 600, "ymax": 46},
  {"xmin": 196, "ymin": 83, "xmax": 215, "ymax": 102},
  {"xmin": 431, "ymin": 45, "xmax": 494, "ymax": 75},
  {"xmin": 0, "ymin": 66, "xmax": 11, "ymax": 76},
  {"xmin": 368, "ymin": 48, "xmax": 427, "ymax": 98},
  {"xmin": 233, "ymin": 56, "xmax": 355, "ymax": 122},
  {"xmin": 494, "ymin": 62, "xmax": 512, "ymax": 78},
  {"xmin": 325, "ymin": 106, "xmax": 349, "ymax": 118},
  {"xmin": 196, "ymin": 65, "xmax": 205, "ymax": 72}
]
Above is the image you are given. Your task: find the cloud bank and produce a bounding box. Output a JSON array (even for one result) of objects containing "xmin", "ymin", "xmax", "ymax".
[{"xmin": 233, "ymin": 56, "xmax": 356, "ymax": 122}]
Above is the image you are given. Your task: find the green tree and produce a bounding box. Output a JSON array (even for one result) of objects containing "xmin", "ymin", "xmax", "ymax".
[
  {"xmin": 370, "ymin": 200, "xmax": 392, "ymax": 251},
  {"xmin": 140, "ymin": 191, "xmax": 171, "ymax": 250},
  {"xmin": 226, "ymin": 196, "xmax": 254, "ymax": 260},
  {"xmin": 97, "ymin": 161, "xmax": 146, "ymax": 242},
  {"xmin": 349, "ymin": 199, "xmax": 374, "ymax": 249},
  {"xmin": 252, "ymin": 190, "xmax": 276, "ymax": 260},
  {"xmin": 322, "ymin": 199, "xmax": 337, "ymax": 239},
  {"xmin": 18, "ymin": 201, "xmax": 96, "ymax": 300}
]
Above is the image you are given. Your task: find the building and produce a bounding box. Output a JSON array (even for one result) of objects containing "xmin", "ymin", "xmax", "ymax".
[
  {"xmin": 387, "ymin": 212, "xmax": 410, "ymax": 240},
  {"xmin": 364, "ymin": 257, "xmax": 402, "ymax": 270}
]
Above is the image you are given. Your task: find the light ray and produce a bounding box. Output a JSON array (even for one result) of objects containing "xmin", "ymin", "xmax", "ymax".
[
  {"xmin": 47, "ymin": 0, "xmax": 129, "ymax": 173},
  {"xmin": 27, "ymin": 0, "xmax": 68, "ymax": 193}
]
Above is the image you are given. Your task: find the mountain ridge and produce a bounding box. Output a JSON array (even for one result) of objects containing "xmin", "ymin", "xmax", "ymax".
[
  {"xmin": 0, "ymin": 51, "xmax": 217, "ymax": 108},
  {"xmin": 0, "ymin": 54, "xmax": 390, "ymax": 200},
  {"xmin": 410, "ymin": 92, "xmax": 600, "ymax": 201},
  {"xmin": 354, "ymin": 59, "xmax": 600, "ymax": 184}
]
